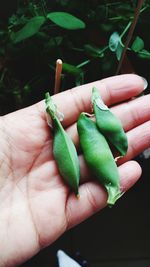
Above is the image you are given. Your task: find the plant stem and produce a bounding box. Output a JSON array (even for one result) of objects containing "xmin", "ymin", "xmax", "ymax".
[
  {"xmin": 120, "ymin": 21, "xmax": 132, "ymax": 39},
  {"xmin": 76, "ymin": 60, "xmax": 90, "ymax": 68},
  {"xmin": 77, "ymin": 45, "xmax": 109, "ymax": 69},
  {"xmin": 116, "ymin": 0, "xmax": 144, "ymax": 75},
  {"xmin": 140, "ymin": 4, "xmax": 150, "ymax": 13},
  {"xmin": 54, "ymin": 59, "xmax": 62, "ymax": 95}
]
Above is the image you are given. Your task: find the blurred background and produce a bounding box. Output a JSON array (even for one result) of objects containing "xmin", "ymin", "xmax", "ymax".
[{"xmin": 0, "ymin": 0, "xmax": 150, "ymax": 266}]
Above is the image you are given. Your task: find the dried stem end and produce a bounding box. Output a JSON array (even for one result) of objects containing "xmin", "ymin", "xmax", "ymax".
[{"xmin": 54, "ymin": 59, "xmax": 63, "ymax": 95}]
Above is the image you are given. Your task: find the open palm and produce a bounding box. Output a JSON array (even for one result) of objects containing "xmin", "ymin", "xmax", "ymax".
[{"xmin": 0, "ymin": 74, "xmax": 149, "ymax": 267}]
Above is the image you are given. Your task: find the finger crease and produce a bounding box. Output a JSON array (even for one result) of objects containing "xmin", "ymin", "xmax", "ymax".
[{"xmin": 85, "ymin": 183, "xmax": 98, "ymax": 214}]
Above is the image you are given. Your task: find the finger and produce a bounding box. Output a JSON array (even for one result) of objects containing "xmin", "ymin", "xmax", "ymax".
[
  {"xmin": 36, "ymin": 74, "xmax": 144, "ymax": 127},
  {"xmin": 118, "ymin": 121, "xmax": 150, "ymax": 165},
  {"xmin": 66, "ymin": 160, "xmax": 142, "ymax": 229},
  {"xmin": 111, "ymin": 94, "xmax": 150, "ymax": 132}
]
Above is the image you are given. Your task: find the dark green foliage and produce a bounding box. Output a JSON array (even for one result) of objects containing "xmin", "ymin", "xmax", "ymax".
[
  {"xmin": 131, "ymin": 36, "xmax": 144, "ymax": 52},
  {"xmin": 11, "ymin": 16, "xmax": 46, "ymax": 43},
  {"xmin": 47, "ymin": 12, "xmax": 85, "ymax": 30},
  {"xmin": 0, "ymin": 0, "xmax": 150, "ymax": 114}
]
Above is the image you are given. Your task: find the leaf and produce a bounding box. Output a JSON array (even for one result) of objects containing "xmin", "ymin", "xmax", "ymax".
[
  {"xmin": 47, "ymin": 12, "xmax": 85, "ymax": 30},
  {"xmin": 109, "ymin": 32, "xmax": 121, "ymax": 52},
  {"xmin": 84, "ymin": 44, "xmax": 104, "ymax": 58},
  {"xmin": 131, "ymin": 36, "xmax": 144, "ymax": 52},
  {"xmin": 11, "ymin": 16, "xmax": 46, "ymax": 43},
  {"xmin": 62, "ymin": 63, "xmax": 82, "ymax": 76},
  {"xmin": 138, "ymin": 49, "xmax": 150, "ymax": 59},
  {"xmin": 109, "ymin": 32, "xmax": 124, "ymax": 60},
  {"xmin": 116, "ymin": 42, "xmax": 124, "ymax": 60}
]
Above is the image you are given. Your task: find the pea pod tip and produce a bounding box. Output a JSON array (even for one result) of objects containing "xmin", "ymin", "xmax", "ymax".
[
  {"xmin": 106, "ymin": 187, "xmax": 123, "ymax": 206},
  {"xmin": 76, "ymin": 193, "xmax": 80, "ymax": 199}
]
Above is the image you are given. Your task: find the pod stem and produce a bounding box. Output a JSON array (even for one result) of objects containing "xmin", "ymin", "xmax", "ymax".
[
  {"xmin": 83, "ymin": 112, "xmax": 95, "ymax": 118},
  {"xmin": 115, "ymin": 156, "xmax": 123, "ymax": 162},
  {"xmin": 45, "ymin": 92, "xmax": 57, "ymax": 119},
  {"xmin": 76, "ymin": 193, "xmax": 80, "ymax": 199},
  {"xmin": 45, "ymin": 92, "xmax": 64, "ymax": 123},
  {"xmin": 106, "ymin": 185, "xmax": 122, "ymax": 206},
  {"xmin": 92, "ymin": 87, "xmax": 109, "ymax": 111}
]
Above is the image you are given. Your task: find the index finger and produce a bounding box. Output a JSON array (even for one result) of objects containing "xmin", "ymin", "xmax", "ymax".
[{"xmin": 36, "ymin": 74, "xmax": 145, "ymax": 127}]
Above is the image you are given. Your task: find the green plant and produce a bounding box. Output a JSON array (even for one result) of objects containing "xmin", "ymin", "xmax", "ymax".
[{"xmin": 0, "ymin": 0, "xmax": 150, "ymax": 114}]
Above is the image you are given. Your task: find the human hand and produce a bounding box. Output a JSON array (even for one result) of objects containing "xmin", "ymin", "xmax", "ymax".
[{"xmin": 0, "ymin": 74, "xmax": 149, "ymax": 266}]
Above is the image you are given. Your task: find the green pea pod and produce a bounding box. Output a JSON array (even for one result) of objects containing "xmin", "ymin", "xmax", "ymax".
[
  {"xmin": 92, "ymin": 87, "xmax": 128, "ymax": 157},
  {"xmin": 45, "ymin": 92, "xmax": 80, "ymax": 196},
  {"xmin": 77, "ymin": 113, "xmax": 121, "ymax": 205}
]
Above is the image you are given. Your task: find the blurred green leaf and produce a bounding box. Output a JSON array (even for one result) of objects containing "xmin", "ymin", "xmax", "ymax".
[
  {"xmin": 62, "ymin": 63, "xmax": 82, "ymax": 75},
  {"xmin": 109, "ymin": 31, "xmax": 124, "ymax": 60},
  {"xmin": 109, "ymin": 32, "xmax": 121, "ymax": 52},
  {"xmin": 116, "ymin": 42, "xmax": 124, "ymax": 60},
  {"xmin": 138, "ymin": 49, "xmax": 150, "ymax": 59},
  {"xmin": 47, "ymin": 12, "xmax": 85, "ymax": 30},
  {"xmin": 131, "ymin": 36, "xmax": 144, "ymax": 52},
  {"xmin": 9, "ymin": 14, "xmax": 27, "ymax": 27},
  {"xmin": 11, "ymin": 16, "xmax": 46, "ymax": 43}
]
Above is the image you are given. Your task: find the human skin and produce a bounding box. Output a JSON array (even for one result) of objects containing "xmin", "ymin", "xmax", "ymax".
[{"xmin": 0, "ymin": 74, "xmax": 149, "ymax": 266}]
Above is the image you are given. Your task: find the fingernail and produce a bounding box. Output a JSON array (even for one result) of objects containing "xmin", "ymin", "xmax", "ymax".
[{"xmin": 141, "ymin": 77, "xmax": 148, "ymax": 90}]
